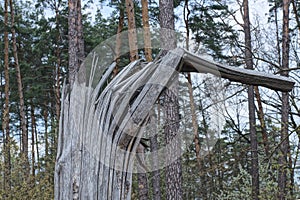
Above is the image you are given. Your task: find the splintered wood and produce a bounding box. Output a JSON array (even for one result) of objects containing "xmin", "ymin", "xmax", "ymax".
[{"xmin": 54, "ymin": 48, "xmax": 294, "ymax": 200}]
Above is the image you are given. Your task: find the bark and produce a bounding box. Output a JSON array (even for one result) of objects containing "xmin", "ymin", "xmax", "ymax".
[
  {"xmin": 114, "ymin": 1, "xmax": 125, "ymax": 76},
  {"xmin": 159, "ymin": 1, "xmax": 182, "ymax": 199},
  {"xmin": 198, "ymin": 98, "xmax": 209, "ymax": 199},
  {"xmin": 184, "ymin": 0, "xmax": 190, "ymax": 51},
  {"xmin": 159, "ymin": 0, "xmax": 176, "ymax": 52},
  {"xmin": 3, "ymin": 0, "xmax": 11, "ymax": 196},
  {"xmin": 150, "ymin": 134, "xmax": 161, "ymax": 200},
  {"xmin": 163, "ymin": 89, "xmax": 183, "ymax": 200},
  {"xmin": 274, "ymin": 1, "xmax": 281, "ymax": 66},
  {"xmin": 254, "ymin": 86, "xmax": 269, "ymax": 157},
  {"xmin": 67, "ymin": 1, "xmax": 85, "ymax": 193},
  {"xmin": 141, "ymin": 0, "xmax": 152, "ymax": 62},
  {"xmin": 150, "ymin": 103, "xmax": 161, "ymax": 200},
  {"xmin": 137, "ymin": 145, "xmax": 149, "ymax": 200},
  {"xmin": 55, "ymin": 6, "xmax": 61, "ymax": 127},
  {"xmin": 44, "ymin": 108, "xmax": 49, "ymax": 158},
  {"xmin": 31, "ymin": 104, "xmax": 36, "ymax": 181},
  {"xmin": 76, "ymin": 0, "xmax": 84, "ymax": 63},
  {"xmin": 68, "ymin": 0, "xmax": 84, "ymax": 86},
  {"xmin": 125, "ymin": 1, "xmax": 149, "ymax": 196},
  {"xmin": 243, "ymin": 0, "xmax": 259, "ymax": 199},
  {"xmin": 54, "ymin": 48, "xmax": 184, "ymax": 200},
  {"xmin": 278, "ymin": 0, "xmax": 291, "ymax": 199},
  {"xmin": 10, "ymin": 0, "xmax": 29, "ymax": 166},
  {"xmin": 187, "ymin": 74, "xmax": 201, "ymax": 169},
  {"xmin": 290, "ymin": 107, "xmax": 300, "ymax": 195},
  {"xmin": 291, "ymin": 0, "xmax": 300, "ymax": 33},
  {"xmin": 141, "ymin": 1, "xmax": 156, "ymax": 197},
  {"xmin": 54, "ymin": 47, "xmax": 294, "ymax": 199},
  {"xmin": 125, "ymin": 0, "xmax": 139, "ymax": 61},
  {"xmin": 35, "ymin": 114, "xmax": 40, "ymax": 172}
]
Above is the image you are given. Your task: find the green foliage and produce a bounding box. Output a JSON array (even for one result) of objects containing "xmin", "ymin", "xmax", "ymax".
[
  {"xmin": 189, "ymin": 0, "xmax": 238, "ymax": 61},
  {"xmin": 215, "ymin": 161, "xmax": 281, "ymax": 200},
  {"xmin": 0, "ymin": 0, "xmax": 299, "ymax": 199}
]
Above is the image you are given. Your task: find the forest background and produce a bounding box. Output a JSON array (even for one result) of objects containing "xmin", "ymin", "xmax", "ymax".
[{"xmin": 0, "ymin": 0, "xmax": 300, "ymax": 199}]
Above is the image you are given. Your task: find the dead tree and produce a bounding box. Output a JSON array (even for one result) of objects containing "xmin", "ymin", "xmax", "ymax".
[{"xmin": 54, "ymin": 48, "xmax": 294, "ymax": 200}]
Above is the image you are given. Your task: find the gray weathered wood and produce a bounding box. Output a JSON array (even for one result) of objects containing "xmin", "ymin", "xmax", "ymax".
[
  {"xmin": 182, "ymin": 50, "xmax": 294, "ymax": 92},
  {"xmin": 54, "ymin": 48, "xmax": 295, "ymax": 200}
]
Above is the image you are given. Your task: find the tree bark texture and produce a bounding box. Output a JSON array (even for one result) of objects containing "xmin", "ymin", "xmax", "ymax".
[
  {"xmin": 254, "ymin": 86, "xmax": 269, "ymax": 157},
  {"xmin": 55, "ymin": 6, "xmax": 62, "ymax": 127},
  {"xmin": 114, "ymin": 0, "xmax": 125, "ymax": 76},
  {"xmin": 163, "ymin": 88, "xmax": 183, "ymax": 200},
  {"xmin": 125, "ymin": 0, "xmax": 139, "ymax": 61},
  {"xmin": 159, "ymin": 0, "xmax": 176, "ymax": 51},
  {"xmin": 9, "ymin": 0, "xmax": 30, "ymax": 178},
  {"xmin": 3, "ymin": 0, "xmax": 11, "ymax": 197},
  {"xmin": 150, "ymin": 133, "xmax": 161, "ymax": 200},
  {"xmin": 55, "ymin": 49, "xmax": 184, "ymax": 200},
  {"xmin": 68, "ymin": 0, "xmax": 84, "ymax": 86},
  {"xmin": 137, "ymin": 145, "xmax": 149, "ymax": 200},
  {"xmin": 159, "ymin": 1, "xmax": 182, "ymax": 199},
  {"xmin": 187, "ymin": 73, "xmax": 202, "ymax": 169},
  {"xmin": 54, "ymin": 48, "xmax": 294, "ymax": 199},
  {"xmin": 243, "ymin": 0, "xmax": 259, "ymax": 199},
  {"xmin": 126, "ymin": 4, "xmax": 150, "ymax": 196},
  {"xmin": 279, "ymin": 0, "xmax": 291, "ymax": 199},
  {"xmin": 30, "ymin": 104, "xmax": 36, "ymax": 182},
  {"xmin": 141, "ymin": 0, "xmax": 152, "ymax": 62}
]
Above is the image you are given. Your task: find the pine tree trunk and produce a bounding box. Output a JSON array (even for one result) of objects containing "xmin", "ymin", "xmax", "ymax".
[
  {"xmin": 254, "ymin": 86, "xmax": 269, "ymax": 157},
  {"xmin": 3, "ymin": 0, "xmax": 11, "ymax": 197},
  {"xmin": 141, "ymin": 1, "xmax": 154, "ymax": 197},
  {"xmin": 68, "ymin": 0, "xmax": 84, "ymax": 85},
  {"xmin": 125, "ymin": 1, "xmax": 149, "ymax": 196},
  {"xmin": 114, "ymin": 0, "xmax": 125, "ymax": 76},
  {"xmin": 291, "ymin": 0, "xmax": 300, "ymax": 33},
  {"xmin": 137, "ymin": 144, "xmax": 149, "ymax": 200},
  {"xmin": 163, "ymin": 89, "xmax": 182, "ymax": 200},
  {"xmin": 76, "ymin": 0, "xmax": 84, "ymax": 64},
  {"xmin": 150, "ymin": 134, "xmax": 161, "ymax": 200},
  {"xmin": 243, "ymin": 0, "xmax": 259, "ymax": 199},
  {"xmin": 9, "ymin": 0, "xmax": 29, "ymax": 179},
  {"xmin": 125, "ymin": 0, "xmax": 139, "ymax": 61},
  {"xmin": 187, "ymin": 74, "xmax": 201, "ymax": 168},
  {"xmin": 159, "ymin": 0, "xmax": 176, "ymax": 52},
  {"xmin": 141, "ymin": 0, "xmax": 152, "ymax": 62},
  {"xmin": 159, "ymin": 0, "xmax": 182, "ymax": 199},
  {"xmin": 31, "ymin": 104, "xmax": 36, "ymax": 181},
  {"xmin": 274, "ymin": 2, "xmax": 281, "ymax": 65},
  {"xmin": 279, "ymin": 0, "xmax": 290, "ymax": 199},
  {"xmin": 35, "ymin": 113, "xmax": 40, "ymax": 172},
  {"xmin": 55, "ymin": 6, "xmax": 61, "ymax": 128},
  {"xmin": 150, "ymin": 104, "xmax": 161, "ymax": 200}
]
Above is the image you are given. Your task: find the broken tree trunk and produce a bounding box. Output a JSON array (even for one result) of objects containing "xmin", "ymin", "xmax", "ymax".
[{"xmin": 54, "ymin": 48, "xmax": 294, "ymax": 200}]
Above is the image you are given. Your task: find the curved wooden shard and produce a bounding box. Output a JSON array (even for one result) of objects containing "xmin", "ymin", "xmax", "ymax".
[
  {"xmin": 181, "ymin": 49, "xmax": 294, "ymax": 92},
  {"xmin": 54, "ymin": 48, "xmax": 294, "ymax": 200}
]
